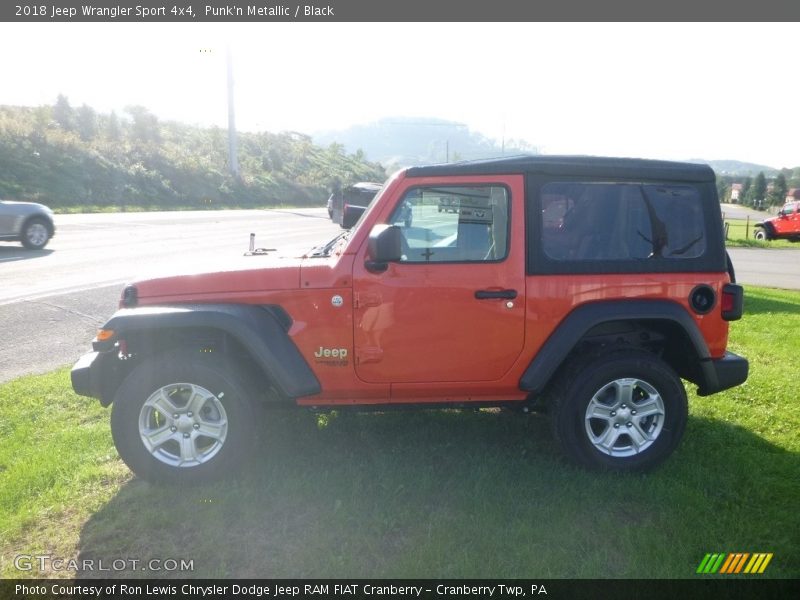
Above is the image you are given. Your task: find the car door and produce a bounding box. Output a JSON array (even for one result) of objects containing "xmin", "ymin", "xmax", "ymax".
[
  {"xmin": 351, "ymin": 175, "xmax": 526, "ymax": 386},
  {"xmin": 774, "ymin": 202, "xmax": 798, "ymax": 236},
  {"xmin": 0, "ymin": 202, "xmax": 16, "ymax": 236},
  {"xmin": 789, "ymin": 202, "xmax": 800, "ymax": 234}
]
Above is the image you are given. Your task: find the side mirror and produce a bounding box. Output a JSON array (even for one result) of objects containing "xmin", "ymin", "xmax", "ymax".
[
  {"xmin": 366, "ymin": 224, "xmax": 402, "ymax": 272},
  {"xmin": 342, "ymin": 204, "xmax": 366, "ymax": 229}
]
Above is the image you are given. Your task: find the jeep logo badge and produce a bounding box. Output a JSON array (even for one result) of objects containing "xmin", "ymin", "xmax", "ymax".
[{"xmin": 314, "ymin": 346, "xmax": 348, "ymax": 367}]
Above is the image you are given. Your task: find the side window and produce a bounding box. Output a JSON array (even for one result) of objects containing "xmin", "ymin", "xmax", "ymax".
[
  {"xmin": 540, "ymin": 182, "xmax": 706, "ymax": 261},
  {"xmin": 388, "ymin": 185, "xmax": 510, "ymax": 263}
]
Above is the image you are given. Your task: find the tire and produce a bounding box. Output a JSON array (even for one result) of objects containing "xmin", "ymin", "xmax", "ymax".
[
  {"xmin": 21, "ymin": 217, "xmax": 52, "ymax": 249},
  {"xmin": 549, "ymin": 351, "xmax": 687, "ymax": 472},
  {"xmin": 754, "ymin": 228, "xmax": 768, "ymax": 241},
  {"xmin": 110, "ymin": 350, "xmax": 257, "ymax": 483}
]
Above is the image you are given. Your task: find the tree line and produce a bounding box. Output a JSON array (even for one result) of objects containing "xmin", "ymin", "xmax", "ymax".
[
  {"xmin": 716, "ymin": 169, "xmax": 800, "ymax": 209},
  {"xmin": 0, "ymin": 96, "xmax": 387, "ymax": 210}
]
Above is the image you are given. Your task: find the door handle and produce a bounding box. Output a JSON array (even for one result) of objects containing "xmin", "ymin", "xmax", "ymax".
[{"xmin": 474, "ymin": 289, "xmax": 518, "ymax": 300}]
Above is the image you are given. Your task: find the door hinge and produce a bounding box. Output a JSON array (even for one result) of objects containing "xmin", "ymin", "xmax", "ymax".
[
  {"xmin": 354, "ymin": 291, "xmax": 382, "ymax": 308},
  {"xmin": 356, "ymin": 347, "xmax": 383, "ymax": 365}
]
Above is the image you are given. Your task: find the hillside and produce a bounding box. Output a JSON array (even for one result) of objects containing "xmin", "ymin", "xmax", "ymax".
[
  {"xmin": 313, "ymin": 117, "xmax": 538, "ymax": 169},
  {"xmin": 688, "ymin": 159, "xmax": 779, "ymax": 177},
  {"xmin": 313, "ymin": 118, "xmax": 792, "ymax": 180},
  {"xmin": 0, "ymin": 102, "xmax": 387, "ymax": 210},
  {"xmin": 4, "ymin": 101, "xmax": 793, "ymax": 212}
]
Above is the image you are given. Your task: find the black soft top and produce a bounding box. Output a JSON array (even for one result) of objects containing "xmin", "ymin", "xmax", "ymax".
[{"xmin": 405, "ymin": 155, "xmax": 716, "ymax": 183}]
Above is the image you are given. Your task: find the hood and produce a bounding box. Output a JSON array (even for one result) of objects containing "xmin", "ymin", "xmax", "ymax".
[
  {"xmin": 131, "ymin": 259, "xmax": 303, "ymax": 303},
  {"xmin": 2, "ymin": 200, "xmax": 53, "ymax": 214}
]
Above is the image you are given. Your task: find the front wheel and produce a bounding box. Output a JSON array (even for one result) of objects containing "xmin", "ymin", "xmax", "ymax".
[
  {"xmin": 550, "ymin": 351, "xmax": 687, "ymax": 472},
  {"xmin": 21, "ymin": 217, "xmax": 51, "ymax": 249},
  {"xmin": 754, "ymin": 228, "xmax": 768, "ymax": 241},
  {"xmin": 110, "ymin": 350, "xmax": 257, "ymax": 483}
]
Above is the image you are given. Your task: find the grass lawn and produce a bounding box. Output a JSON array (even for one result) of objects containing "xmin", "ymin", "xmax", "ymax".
[{"xmin": 0, "ymin": 287, "xmax": 798, "ymax": 579}]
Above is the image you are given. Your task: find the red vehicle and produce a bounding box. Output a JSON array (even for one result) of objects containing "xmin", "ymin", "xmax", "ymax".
[
  {"xmin": 754, "ymin": 201, "xmax": 800, "ymax": 241},
  {"xmin": 72, "ymin": 156, "xmax": 748, "ymax": 482}
]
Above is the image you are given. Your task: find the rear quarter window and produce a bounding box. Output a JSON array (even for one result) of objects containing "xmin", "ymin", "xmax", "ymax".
[{"xmin": 529, "ymin": 180, "xmax": 717, "ymax": 275}]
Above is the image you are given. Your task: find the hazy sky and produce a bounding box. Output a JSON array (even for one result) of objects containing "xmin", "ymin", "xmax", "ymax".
[{"xmin": 1, "ymin": 22, "xmax": 797, "ymax": 168}]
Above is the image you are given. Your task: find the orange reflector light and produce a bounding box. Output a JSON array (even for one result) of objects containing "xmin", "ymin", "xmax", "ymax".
[{"xmin": 95, "ymin": 329, "xmax": 115, "ymax": 342}]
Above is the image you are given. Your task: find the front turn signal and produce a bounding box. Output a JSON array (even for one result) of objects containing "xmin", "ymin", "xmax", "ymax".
[{"xmin": 95, "ymin": 329, "xmax": 115, "ymax": 342}]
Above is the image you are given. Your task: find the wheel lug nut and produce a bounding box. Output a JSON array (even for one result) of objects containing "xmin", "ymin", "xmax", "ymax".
[
  {"xmin": 614, "ymin": 423, "xmax": 620, "ymax": 428},
  {"xmin": 183, "ymin": 433, "xmax": 190, "ymax": 438},
  {"xmin": 632, "ymin": 410, "xmax": 637, "ymax": 415},
  {"xmin": 193, "ymin": 423, "xmax": 200, "ymax": 429},
  {"xmin": 626, "ymin": 422, "xmax": 632, "ymax": 427},
  {"xmin": 170, "ymin": 426, "xmax": 177, "ymax": 432},
  {"xmin": 187, "ymin": 412, "xmax": 193, "ymax": 417},
  {"xmin": 610, "ymin": 411, "xmax": 616, "ymax": 417},
  {"xmin": 173, "ymin": 414, "xmax": 179, "ymax": 419}
]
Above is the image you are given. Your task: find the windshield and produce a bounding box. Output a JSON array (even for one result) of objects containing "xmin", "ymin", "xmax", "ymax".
[{"xmin": 305, "ymin": 179, "xmax": 391, "ymax": 258}]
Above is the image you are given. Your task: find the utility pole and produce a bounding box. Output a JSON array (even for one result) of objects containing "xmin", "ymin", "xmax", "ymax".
[
  {"xmin": 226, "ymin": 45, "xmax": 239, "ymax": 177},
  {"xmin": 501, "ymin": 115, "xmax": 506, "ymax": 156}
]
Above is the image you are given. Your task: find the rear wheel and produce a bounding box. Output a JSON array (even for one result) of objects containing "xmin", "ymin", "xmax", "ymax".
[
  {"xmin": 550, "ymin": 351, "xmax": 687, "ymax": 471},
  {"xmin": 110, "ymin": 350, "xmax": 257, "ymax": 483}
]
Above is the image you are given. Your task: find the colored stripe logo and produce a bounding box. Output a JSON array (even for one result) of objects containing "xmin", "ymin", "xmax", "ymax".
[{"xmin": 696, "ymin": 552, "xmax": 773, "ymax": 574}]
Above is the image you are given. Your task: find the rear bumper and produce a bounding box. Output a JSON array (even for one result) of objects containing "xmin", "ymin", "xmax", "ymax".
[{"xmin": 696, "ymin": 351, "xmax": 749, "ymax": 396}]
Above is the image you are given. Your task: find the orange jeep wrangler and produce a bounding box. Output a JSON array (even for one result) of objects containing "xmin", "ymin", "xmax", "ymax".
[{"xmin": 71, "ymin": 156, "xmax": 748, "ymax": 482}]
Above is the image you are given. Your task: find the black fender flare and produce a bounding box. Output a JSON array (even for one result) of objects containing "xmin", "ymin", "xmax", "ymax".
[
  {"xmin": 519, "ymin": 300, "xmax": 715, "ymax": 395},
  {"xmin": 98, "ymin": 304, "xmax": 321, "ymax": 399},
  {"xmin": 755, "ymin": 221, "xmax": 775, "ymax": 238}
]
